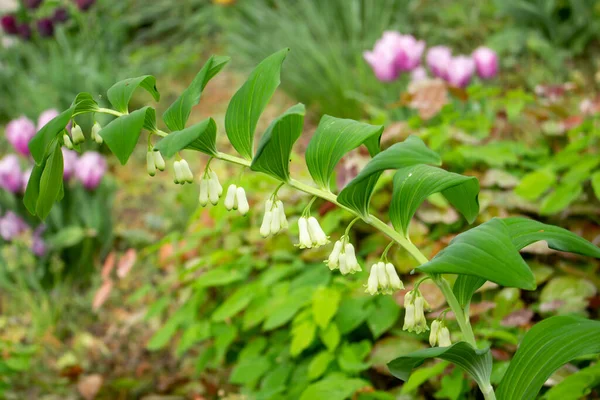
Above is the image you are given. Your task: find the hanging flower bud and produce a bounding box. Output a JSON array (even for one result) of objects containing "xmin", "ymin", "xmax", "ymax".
[
  {"xmin": 364, "ymin": 260, "xmax": 403, "ymax": 294},
  {"xmin": 236, "ymin": 187, "xmax": 249, "ymax": 215},
  {"xmin": 179, "ymin": 159, "xmax": 194, "ymax": 183},
  {"xmin": 210, "ymin": 171, "xmax": 222, "ymax": 195},
  {"xmin": 297, "ymin": 217, "xmax": 313, "ymax": 249},
  {"xmin": 338, "ymin": 252, "xmax": 348, "ymax": 274},
  {"xmin": 385, "ymin": 262, "xmax": 404, "ymax": 290},
  {"xmin": 438, "ymin": 325, "xmax": 452, "ymax": 347},
  {"xmin": 71, "ymin": 124, "xmax": 85, "ymax": 144},
  {"xmin": 173, "ymin": 161, "xmax": 183, "ymax": 184},
  {"xmin": 199, "ymin": 178, "xmax": 209, "ymax": 206},
  {"xmin": 91, "ymin": 122, "xmax": 103, "ymax": 144},
  {"xmin": 260, "ymin": 211, "xmax": 273, "ymax": 237},
  {"xmin": 153, "ymin": 151, "xmax": 165, "ymax": 171},
  {"xmin": 270, "ymin": 204, "xmax": 281, "ymax": 233},
  {"xmin": 429, "ymin": 320, "xmax": 441, "ymax": 347},
  {"xmin": 307, "ymin": 216, "xmax": 329, "ymax": 247},
  {"xmin": 343, "ymin": 243, "xmax": 361, "ymax": 274},
  {"xmin": 224, "ymin": 184, "xmax": 237, "ymax": 210},
  {"xmin": 403, "ymin": 289, "xmax": 429, "ymax": 334},
  {"xmin": 365, "ymin": 265, "xmax": 379, "ymax": 295},
  {"xmin": 208, "ymin": 175, "xmax": 220, "ymax": 205},
  {"xmin": 146, "ymin": 151, "xmax": 156, "ymax": 177},
  {"xmin": 276, "ymin": 200, "xmax": 288, "ymax": 229},
  {"xmin": 63, "ymin": 133, "xmax": 73, "ymax": 150},
  {"xmin": 326, "ymin": 240, "xmax": 343, "ymax": 270},
  {"xmin": 429, "ymin": 319, "xmax": 451, "ymax": 347}
]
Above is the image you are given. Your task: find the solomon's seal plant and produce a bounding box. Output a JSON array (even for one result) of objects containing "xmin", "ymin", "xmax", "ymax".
[{"xmin": 25, "ymin": 48, "xmax": 600, "ymax": 399}]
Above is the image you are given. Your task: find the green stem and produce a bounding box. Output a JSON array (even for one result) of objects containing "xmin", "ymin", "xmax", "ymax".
[
  {"xmin": 344, "ymin": 216, "xmax": 361, "ymax": 236},
  {"xmin": 434, "ymin": 277, "xmax": 476, "ymax": 347}
]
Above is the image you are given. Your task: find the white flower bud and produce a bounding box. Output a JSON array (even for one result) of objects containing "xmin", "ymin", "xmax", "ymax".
[
  {"xmin": 270, "ymin": 204, "xmax": 281, "ymax": 233},
  {"xmin": 297, "ymin": 217, "xmax": 312, "ymax": 249},
  {"xmin": 385, "ymin": 263, "xmax": 404, "ymax": 291},
  {"xmin": 344, "ymin": 243, "xmax": 361, "ymax": 274},
  {"xmin": 338, "ymin": 252, "xmax": 349, "ymax": 275},
  {"xmin": 376, "ymin": 261, "xmax": 389, "ymax": 292},
  {"xmin": 63, "ymin": 133, "xmax": 73, "ymax": 150},
  {"xmin": 154, "ymin": 151, "xmax": 166, "ymax": 171},
  {"xmin": 209, "ymin": 171, "xmax": 222, "ymax": 195},
  {"xmin": 264, "ymin": 198, "xmax": 273, "ymax": 212},
  {"xmin": 260, "ymin": 211, "xmax": 273, "ymax": 237},
  {"xmin": 180, "ymin": 160, "xmax": 194, "ymax": 183},
  {"xmin": 208, "ymin": 177, "xmax": 220, "ymax": 205},
  {"xmin": 173, "ymin": 161, "xmax": 183, "ymax": 184},
  {"xmin": 403, "ymin": 303, "xmax": 415, "ymax": 331},
  {"xmin": 438, "ymin": 326, "xmax": 452, "ymax": 347},
  {"xmin": 224, "ymin": 184, "xmax": 237, "ymax": 210},
  {"xmin": 365, "ymin": 264, "xmax": 379, "ymax": 295},
  {"xmin": 199, "ymin": 178, "xmax": 209, "ymax": 206},
  {"xmin": 326, "ymin": 240, "xmax": 343, "ymax": 270},
  {"xmin": 92, "ymin": 122, "xmax": 103, "ymax": 144},
  {"xmin": 307, "ymin": 216, "xmax": 329, "ymax": 247},
  {"xmin": 71, "ymin": 124, "xmax": 85, "ymax": 144},
  {"xmin": 414, "ymin": 296, "xmax": 429, "ymax": 333},
  {"xmin": 146, "ymin": 151, "xmax": 156, "ymax": 177},
  {"xmin": 236, "ymin": 187, "xmax": 249, "ymax": 215},
  {"xmin": 276, "ymin": 200, "xmax": 288, "ymax": 229},
  {"xmin": 429, "ymin": 320, "xmax": 441, "ymax": 347}
]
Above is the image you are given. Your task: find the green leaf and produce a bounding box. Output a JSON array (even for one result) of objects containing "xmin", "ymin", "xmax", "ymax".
[
  {"xmin": 418, "ymin": 218, "xmax": 536, "ymax": 290},
  {"xmin": 73, "ymin": 92, "xmax": 99, "ymax": 115},
  {"xmin": 591, "ymin": 171, "xmax": 600, "ymax": 201},
  {"xmin": 99, "ymin": 106, "xmax": 154, "ymax": 165},
  {"xmin": 24, "ymin": 161, "xmax": 44, "ymax": 215},
  {"xmin": 338, "ymin": 136, "xmax": 441, "ymax": 217},
  {"xmin": 542, "ymin": 363, "xmax": 600, "ymax": 400},
  {"xmin": 300, "ymin": 376, "xmax": 369, "ymax": 400},
  {"xmin": 225, "ymin": 48, "xmax": 289, "ymax": 160},
  {"xmin": 290, "ymin": 319, "xmax": 316, "ymax": 357},
  {"xmin": 46, "ymin": 226, "xmax": 86, "ymax": 249},
  {"xmin": 194, "ymin": 267, "xmax": 247, "ymax": 289},
  {"xmin": 213, "ymin": 323, "xmax": 238, "ymax": 365},
  {"xmin": 335, "ymin": 297, "xmax": 374, "ymax": 334},
  {"xmin": 312, "ymin": 286, "xmax": 341, "ymax": 329},
  {"xmin": 338, "ymin": 341, "xmax": 371, "ymax": 373},
  {"xmin": 163, "ymin": 55, "xmax": 230, "ymax": 131},
  {"xmin": 306, "ymin": 115, "xmax": 383, "ymax": 190},
  {"xmin": 155, "ymin": 118, "xmax": 218, "ymax": 158},
  {"xmin": 251, "ymin": 103, "xmax": 305, "ymax": 181},
  {"xmin": 308, "ymin": 351, "xmax": 335, "ymax": 380},
  {"xmin": 230, "ymin": 356, "xmax": 272, "ymax": 386},
  {"xmin": 319, "ymin": 323, "xmax": 341, "ymax": 352},
  {"xmin": 29, "ymin": 106, "xmax": 73, "ymax": 165},
  {"xmin": 366, "ymin": 296, "xmax": 400, "ymax": 339},
  {"xmin": 106, "ymin": 75, "xmax": 160, "ymax": 113},
  {"xmin": 540, "ymin": 183, "xmax": 582, "ymax": 215},
  {"xmin": 389, "ymin": 164, "xmax": 479, "ymax": 235},
  {"xmin": 35, "ymin": 143, "xmax": 64, "ymax": 219},
  {"xmin": 503, "ymin": 217, "xmax": 600, "ymax": 258},
  {"xmin": 211, "ymin": 285, "xmax": 256, "ymax": 322},
  {"xmin": 515, "ymin": 169, "xmax": 556, "ymax": 201},
  {"xmin": 453, "ymin": 275, "xmax": 486, "ymax": 308},
  {"xmin": 146, "ymin": 318, "xmax": 179, "ymax": 351},
  {"xmin": 176, "ymin": 321, "xmax": 211, "ymax": 356},
  {"xmin": 401, "ymin": 361, "xmax": 449, "ymax": 394},
  {"xmin": 388, "ymin": 342, "xmax": 492, "ymax": 390},
  {"xmin": 497, "ymin": 316, "xmax": 600, "ymax": 400}
]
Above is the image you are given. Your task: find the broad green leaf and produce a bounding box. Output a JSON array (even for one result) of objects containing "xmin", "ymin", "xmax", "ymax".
[
  {"xmin": 335, "ymin": 297, "xmax": 374, "ymax": 334},
  {"xmin": 338, "ymin": 341, "xmax": 371, "ymax": 373},
  {"xmin": 417, "ymin": 218, "xmax": 536, "ymax": 290},
  {"xmin": 515, "ymin": 169, "xmax": 555, "ymax": 200},
  {"xmin": 46, "ymin": 226, "xmax": 86, "ymax": 249},
  {"xmin": 194, "ymin": 267, "xmax": 247, "ymax": 288},
  {"xmin": 225, "ymin": 48, "xmax": 289, "ymax": 160},
  {"xmin": 290, "ymin": 319, "xmax": 316, "ymax": 357},
  {"xmin": 72, "ymin": 92, "xmax": 99, "ymax": 115},
  {"xmin": 401, "ymin": 361, "xmax": 449, "ymax": 394},
  {"xmin": 251, "ymin": 103, "xmax": 305, "ymax": 181},
  {"xmin": 591, "ymin": 171, "xmax": 600, "ymax": 201},
  {"xmin": 338, "ymin": 136, "xmax": 441, "ymax": 217},
  {"xmin": 146, "ymin": 318, "xmax": 179, "ymax": 351},
  {"xmin": 542, "ymin": 363, "xmax": 600, "ymax": 400},
  {"xmin": 497, "ymin": 316, "xmax": 600, "ymax": 400},
  {"xmin": 453, "ymin": 275, "xmax": 486, "ymax": 308},
  {"xmin": 366, "ymin": 296, "xmax": 400, "ymax": 339},
  {"xmin": 211, "ymin": 285, "xmax": 256, "ymax": 322},
  {"xmin": 299, "ymin": 376, "xmax": 369, "ymax": 400},
  {"xmin": 540, "ymin": 183, "xmax": 582, "ymax": 215},
  {"xmin": 260, "ymin": 363, "xmax": 293, "ymax": 394},
  {"xmin": 263, "ymin": 286, "xmax": 313, "ymax": 331},
  {"xmin": 163, "ymin": 55, "xmax": 230, "ymax": 131},
  {"xmin": 388, "ymin": 342, "xmax": 492, "ymax": 389},
  {"xmin": 389, "ymin": 164, "xmax": 479, "ymax": 235},
  {"xmin": 24, "ymin": 161, "xmax": 45, "ymax": 215},
  {"xmin": 230, "ymin": 356, "xmax": 272, "ymax": 386},
  {"xmin": 99, "ymin": 106, "xmax": 154, "ymax": 165},
  {"xmin": 35, "ymin": 143, "xmax": 64, "ymax": 219},
  {"xmin": 154, "ymin": 118, "xmax": 218, "ymax": 158},
  {"xmin": 306, "ymin": 115, "xmax": 383, "ymax": 190},
  {"xmin": 308, "ymin": 351, "xmax": 335, "ymax": 380},
  {"xmin": 213, "ymin": 323, "xmax": 238, "ymax": 364},
  {"xmin": 312, "ymin": 286, "xmax": 341, "ymax": 329},
  {"xmin": 503, "ymin": 217, "xmax": 600, "ymax": 257},
  {"xmin": 29, "ymin": 106, "xmax": 74, "ymax": 165},
  {"xmin": 319, "ymin": 323, "xmax": 341, "ymax": 352},
  {"xmin": 176, "ymin": 321, "xmax": 211, "ymax": 356},
  {"xmin": 106, "ymin": 75, "xmax": 160, "ymax": 113}
]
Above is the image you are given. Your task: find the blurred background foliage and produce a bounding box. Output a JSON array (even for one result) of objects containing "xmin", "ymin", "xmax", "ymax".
[{"xmin": 0, "ymin": 0, "xmax": 600, "ymax": 399}]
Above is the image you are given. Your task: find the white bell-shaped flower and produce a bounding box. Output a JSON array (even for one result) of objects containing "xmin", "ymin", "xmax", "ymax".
[
  {"xmin": 91, "ymin": 122, "xmax": 103, "ymax": 144},
  {"xmin": 365, "ymin": 265, "xmax": 379, "ymax": 295},
  {"xmin": 199, "ymin": 178, "xmax": 209, "ymax": 206},
  {"xmin": 207, "ymin": 173, "xmax": 221, "ymax": 205},
  {"xmin": 63, "ymin": 133, "xmax": 74, "ymax": 150},
  {"xmin": 403, "ymin": 289, "xmax": 429, "ymax": 334},
  {"xmin": 429, "ymin": 319, "xmax": 452, "ymax": 347},
  {"xmin": 438, "ymin": 325, "xmax": 452, "ymax": 347},
  {"xmin": 236, "ymin": 187, "xmax": 249, "ymax": 215},
  {"xmin": 260, "ymin": 211, "xmax": 273, "ymax": 237},
  {"xmin": 364, "ymin": 261, "xmax": 403, "ymax": 295},
  {"xmin": 71, "ymin": 124, "xmax": 85, "ymax": 144},
  {"xmin": 385, "ymin": 263, "xmax": 404, "ymax": 291},
  {"xmin": 173, "ymin": 161, "xmax": 184, "ymax": 184},
  {"xmin": 307, "ymin": 217, "xmax": 329, "ymax": 247},
  {"xmin": 179, "ymin": 160, "xmax": 194, "ymax": 183},
  {"xmin": 153, "ymin": 151, "xmax": 166, "ymax": 171},
  {"xmin": 276, "ymin": 200, "xmax": 288, "ymax": 229},
  {"xmin": 326, "ymin": 240, "xmax": 343, "ymax": 270},
  {"xmin": 429, "ymin": 320, "xmax": 441, "ymax": 347},
  {"xmin": 297, "ymin": 217, "xmax": 313, "ymax": 249},
  {"xmin": 224, "ymin": 184, "xmax": 237, "ymax": 210},
  {"xmin": 146, "ymin": 151, "xmax": 157, "ymax": 177}
]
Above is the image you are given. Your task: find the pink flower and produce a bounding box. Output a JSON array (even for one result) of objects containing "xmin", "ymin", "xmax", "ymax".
[
  {"xmin": 364, "ymin": 31, "xmax": 425, "ymax": 81},
  {"xmin": 393, "ymin": 33, "xmax": 425, "ymax": 72},
  {"xmin": 446, "ymin": 56, "xmax": 475, "ymax": 88},
  {"xmin": 62, "ymin": 148, "xmax": 78, "ymax": 180},
  {"xmin": 75, "ymin": 152, "xmax": 107, "ymax": 190},
  {"xmin": 0, "ymin": 155, "xmax": 23, "ymax": 193},
  {"xmin": 426, "ymin": 46, "xmax": 452, "ymax": 79},
  {"xmin": 410, "ymin": 66, "xmax": 428, "ymax": 83},
  {"xmin": 37, "ymin": 109, "xmax": 59, "ymax": 131},
  {"xmin": 0, "ymin": 211, "xmax": 27, "ymax": 241},
  {"xmin": 472, "ymin": 46, "xmax": 498, "ymax": 79},
  {"xmin": 6, "ymin": 116, "xmax": 36, "ymax": 156}
]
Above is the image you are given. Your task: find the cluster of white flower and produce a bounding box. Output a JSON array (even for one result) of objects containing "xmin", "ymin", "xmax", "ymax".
[
  {"xmin": 403, "ymin": 289, "xmax": 430, "ymax": 334},
  {"xmin": 297, "ymin": 216, "xmax": 329, "ymax": 249},
  {"xmin": 224, "ymin": 184, "xmax": 250, "ymax": 215},
  {"xmin": 365, "ymin": 261, "xmax": 403, "ymax": 295},
  {"xmin": 326, "ymin": 237, "xmax": 361, "ymax": 275},
  {"xmin": 199, "ymin": 171, "xmax": 223, "ymax": 206},
  {"xmin": 173, "ymin": 160, "xmax": 194, "ymax": 184},
  {"xmin": 146, "ymin": 150, "xmax": 166, "ymax": 177},
  {"xmin": 429, "ymin": 319, "xmax": 452, "ymax": 347},
  {"xmin": 260, "ymin": 198, "xmax": 288, "ymax": 237}
]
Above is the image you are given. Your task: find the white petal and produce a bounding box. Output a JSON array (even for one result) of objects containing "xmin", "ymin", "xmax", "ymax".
[
  {"xmin": 404, "ymin": 290, "xmax": 415, "ymax": 308},
  {"xmin": 338, "ymin": 253, "xmax": 349, "ymax": 275},
  {"xmin": 173, "ymin": 161, "xmax": 183, "ymax": 184},
  {"xmin": 180, "ymin": 160, "xmax": 194, "ymax": 183},
  {"xmin": 199, "ymin": 179, "xmax": 209, "ymax": 206},
  {"xmin": 438, "ymin": 327, "xmax": 452, "ymax": 347},
  {"xmin": 276, "ymin": 200, "xmax": 288, "ymax": 229},
  {"xmin": 153, "ymin": 151, "xmax": 166, "ymax": 171},
  {"xmin": 260, "ymin": 211, "xmax": 273, "ymax": 237},
  {"xmin": 264, "ymin": 199, "xmax": 273, "ymax": 213},
  {"xmin": 326, "ymin": 240, "xmax": 343, "ymax": 270},
  {"xmin": 344, "ymin": 243, "xmax": 361, "ymax": 273},
  {"xmin": 209, "ymin": 171, "xmax": 222, "ymax": 194},
  {"xmin": 298, "ymin": 217, "xmax": 312, "ymax": 249},
  {"xmin": 208, "ymin": 177, "xmax": 220, "ymax": 205},
  {"xmin": 414, "ymin": 296, "xmax": 429, "ymax": 333},
  {"xmin": 307, "ymin": 216, "xmax": 329, "ymax": 247},
  {"xmin": 224, "ymin": 184, "xmax": 237, "ymax": 210},
  {"xmin": 429, "ymin": 320, "xmax": 440, "ymax": 347},
  {"xmin": 376, "ymin": 261, "xmax": 389, "ymax": 291},
  {"xmin": 146, "ymin": 151, "xmax": 156, "ymax": 177},
  {"xmin": 385, "ymin": 263, "xmax": 403, "ymax": 290},
  {"xmin": 236, "ymin": 187, "xmax": 250, "ymax": 215},
  {"xmin": 403, "ymin": 303, "xmax": 415, "ymax": 330},
  {"xmin": 365, "ymin": 264, "xmax": 379, "ymax": 295}
]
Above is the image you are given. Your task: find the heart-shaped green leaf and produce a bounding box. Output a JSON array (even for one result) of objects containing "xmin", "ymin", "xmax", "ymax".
[
  {"xmin": 306, "ymin": 115, "xmax": 383, "ymax": 190},
  {"xmin": 251, "ymin": 103, "xmax": 305, "ymax": 182},
  {"xmin": 388, "ymin": 342, "xmax": 492, "ymax": 390},
  {"xmin": 497, "ymin": 316, "xmax": 600, "ymax": 400},
  {"xmin": 99, "ymin": 106, "xmax": 154, "ymax": 165},
  {"xmin": 163, "ymin": 55, "xmax": 230, "ymax": 131},
  {"xmin": 337, "ymin": 136, "xmax": 441, "ymax": 217},
  {"xmin": 225, "ymin": 48, "xmax": 289, "ymax": 160},
  {"xmin": 106, "ymin": 75, "xmax": 160, "ymax": 113},
  {"xmin": 155, "ymin": 118, "xmax": 218, "ymax": 158},
  {"xmin": 389, "ymin": 164, "xmax": 480, "ymax": 235},
  {"xmin": 418, "ymin": 218, "xmax": 536, "ymax": 290},
  {"xmin": 29, "ymin": 106, "xmax": 74, "ymax": 165}
]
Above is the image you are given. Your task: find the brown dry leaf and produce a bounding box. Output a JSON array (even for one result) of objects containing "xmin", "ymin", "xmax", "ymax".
[
  {"xmin": 77, "ymin": 374, "xmax": 103, "ymax": 400},
  {"xmin": 501, "ymin": 309, "xmax": 534, "ymax": 327},
  {"xmin": 117, "ymin": 248, "xmax": 137, "ymax": 279},
  {"xmin": 101, "ymin": 252, "xmax": 116, "ymax": 280},
  {"xmin": 408, "ymin": 78, "xmax": 449, "ymax": 120},
  {"xmin": 92, "ymin": 280, "xmax": 113, "ymax": 311}
]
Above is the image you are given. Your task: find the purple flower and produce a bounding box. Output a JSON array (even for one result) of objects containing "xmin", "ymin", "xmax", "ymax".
[
  {"xmin": 0, "ymin": 212, "xmax": 28, "ymax": 241},
  {"xmin": 1, "ymin": 15, "xmax": 19, "ymax": 35},
  {"xmin": 36, "ymin": 18, "xmax": 54, "ymax": 38},
  {"xmin": 32, "ymin": 225, "xmax": 47, "ymax": 256},
  {"xmin": 393, "ymin": 34, "xmax": 425, "ymax": 72},
  {"xmin": 75, "ymin": 152, "xmax": 107, "ymax": 190},
  {"xmin": 37, "ymin": 109, "xmax": 59, "ymax": 131},
  {"xmin": 52, "ymin": 7, "xmax": 69, "ymax": 24},
  {"xmin": 6, "ymin": 116, "xmax": 36, "ymax": 156},
  {"xmin": 24, "ymin": 0, "xmax": 44, "ymax": 9},
  {"xmin": 62, "ymin": 148, "xmax": 78, "ymax": 180},
  {"xmin": 17, "ymin": 23, "xmax": 31, "ymax": 40},
  {"xmin": 75, "ymin": 0, "xmax": 96, "ymax": 11},
  {"xmin": 364, "ymin": 31, "xmax": 425, "ymax": 81},
  {"xmin": 0, "ymin": 155, "xmax": 23, "ymax": 194},
  {"xmin": 410, "ymin": 66, "xmax": 428, "ymax": 83},
  {"xmin": 472, "ymin": 46, "xmax": 498, "ymax": 79},
  {"xmin": 446, "ymin": 56, "xmax": 475, "ymax": 88},
  {"xmin": 426, "ymin": 46, "xmax": 452, "ymax": 79}
]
